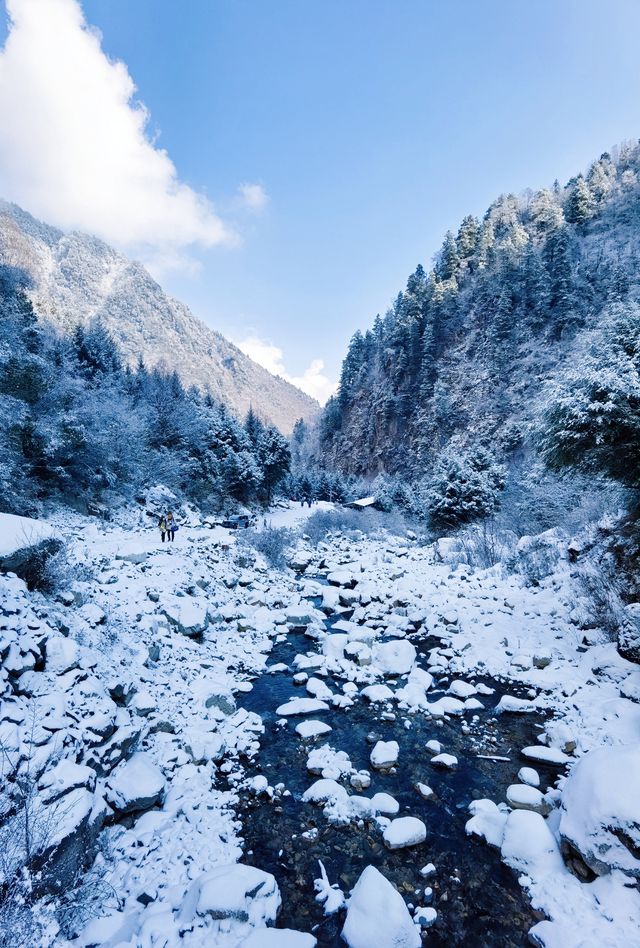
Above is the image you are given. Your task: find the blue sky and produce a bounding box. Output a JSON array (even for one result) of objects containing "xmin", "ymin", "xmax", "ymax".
[{"xmin": 1, "ymin": 0, "xmax": 640, "ymax": 400}]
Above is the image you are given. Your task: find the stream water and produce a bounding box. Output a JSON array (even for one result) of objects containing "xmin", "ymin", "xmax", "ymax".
[{"xmin": 235, "ymin": 593, "xmax": 560, "ymax": 946}]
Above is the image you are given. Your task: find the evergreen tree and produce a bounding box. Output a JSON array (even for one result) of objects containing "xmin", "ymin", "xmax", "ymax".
[
  {"xmin": 434, "ymin": 231, "xmax": 459, "ymax": 282},
  {"xmin": 565, "ymin": 175, "xmax": 594, "ymax": 226},
  {"xmin": 456, "ymin": 215, "xmax": 480, "ymax": 259},
  {"xmin": 543, "ymin": 227, "xmax": 578, "ymax": 336},
  {"xmin": 541, "ymin": 303, "xmax": 640, "ymax": 487}
]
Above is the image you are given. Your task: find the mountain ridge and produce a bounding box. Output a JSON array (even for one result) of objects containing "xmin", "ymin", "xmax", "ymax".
[{"xmin": 0, "ymin": 200, "xmax": 318, "ymax": 435}]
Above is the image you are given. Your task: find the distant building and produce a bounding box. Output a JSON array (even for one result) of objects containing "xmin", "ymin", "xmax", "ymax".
[{"xmin": 347, "ymin": 496, "xmax": 377, "ymax": 510}]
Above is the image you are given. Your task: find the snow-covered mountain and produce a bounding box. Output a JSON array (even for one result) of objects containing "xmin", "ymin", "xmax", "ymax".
[
  {"xmin": 0, "ymin": 200, "xmax": 318, "ymax": 434},
  {"xmin": 318, "ymin": 144, "xmax": 640, "ymax": 475}
]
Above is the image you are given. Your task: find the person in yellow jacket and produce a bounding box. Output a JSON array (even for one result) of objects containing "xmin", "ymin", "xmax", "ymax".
[{"xmin": 158, "ymin": 514, "xmax": 167, "ymax": 543}]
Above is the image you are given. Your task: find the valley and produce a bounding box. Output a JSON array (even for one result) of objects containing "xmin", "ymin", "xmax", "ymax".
[{"xmin": 2, "ymin": 501, "xmax": 638, "ymax": 946}]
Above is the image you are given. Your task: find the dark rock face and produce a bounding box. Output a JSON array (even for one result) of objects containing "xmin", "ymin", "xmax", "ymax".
[
  {"xmin": 618, "ymin": 605, "xmax": 640, "ymax": 664},
  {"xmin": 0, "ymin": 538, "xmax": 62, "ymax": 591}
]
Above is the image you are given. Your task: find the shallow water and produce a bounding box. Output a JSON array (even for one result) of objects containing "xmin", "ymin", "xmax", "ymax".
[{"xmin": 236, "ymin": 600, "xmax": 558, "ymax": 945}]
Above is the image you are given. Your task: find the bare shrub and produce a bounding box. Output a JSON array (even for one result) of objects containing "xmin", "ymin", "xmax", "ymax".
[
  {"xmin": 0, "ymin": 715, "xmax": 110, "ymax": 947},
  {"xmin": 510, "ymin": 533, "xmax": 562, "ymax": 586},
  {"xmin": 458, "ymin": 518, "xmax": 516, "ymax": 569},
  {"xmin": 304, "ymin": 507, "xmax": 409, "ymax": 543},
  {"xmin": 4, "ymin": 527, "xmax": 72, "ymax": 594},
  {"xmin": 241, "ymin": 527, "xmax": 297, "ymax": 570},
  {"xmin": 55, "ymin": 847, "xmax": 120, "ymax": 942}
]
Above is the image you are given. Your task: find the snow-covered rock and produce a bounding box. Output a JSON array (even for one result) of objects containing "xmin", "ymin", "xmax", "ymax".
[
  {"xmin": 383, "ymin": 816, "xmax": 427, "ymax": 849},
  {"xmin": 302, "ymin": 778, "xmax": 348, "ymax": 805},
  {"xmin": 341, "ymin": 865, "xmax": 420, "ymax": 948},
  {"xmin": 295, "ymin": 720, "xmax": 332, "ymax": 739},
  {"xmin": 307, "ymin": 744, "xmax": 353, "ymax": 780},
  {"xmin": 45, "ymin": 636, "xmax": 80, "ymax": 674},
  {"xmin": 506, "ymin": 783, "xmax": 551, "ymax": 815},
  {"xmin": 195, "ymin": 863, "xmax": 280, "ymax": 924},
  {"xmin": 447, "ymin": 679, "xmax": 476, "ymax": 698},
  {"xmin": 496, "ymin": 695, "xmax": 536, "ymax": 714},
  {"xmin": 306, "ymin": 676, "xmax": 333, "ymax": 700},
  {"xmin": 521, "ymin": 745, "xmax": 571, "ymax": 765},
  {"xmin": 415, "ymin": 782, "xmax": 433, "ymax": 800},
  {"xmin": 0, "ymin": 512, "xmax": 55, "ymax": 557},
  {"xmin": 517, "ymin": 766, "xmax": 540, "ymax": 787},
  {"xmin": 430, "ymin": 753, "xmax": 458, "ymax": 769},
  {"xmin": 361, "ymin": 684, "xmax": 394, "ymax": 703},
  {"xmin": 350, "ymin": 771, "xmax": 371, "ymax": 791},
  {"xmin": 414, "ymin": 905, "xmax": 437, "ymax": 928},
  {"xmin": 370, "ymin": 740, "xmax": 399, "ymax": 770},
  {"xmin": 372, "ymin": 640, "xmax": 416, "ymax": 676},
  {"xmin": 39, "ymin": 760, "xmax": 96, "ymax": 802},
  {"xmin": 370, "ymin": 792, "xmax": 399, "ymax": 816},
  {"xmin": 620, "ymin": 670, "xmax": 640, "ymax": 703},
  {"xmin": 559, "ymin": 744, "xmax": 640, "ymax": 878},
  {"xmin": 162, "ymin": 597, "xmax": 209, "ymax": 636},
  {"xmin": 240, "ymin": 930, "xmax": 316, "ymax": 947},
  {"xmin": 276, "ymin": 697, "xmax": 330, "ymax": 716},
  {"xmin": 466, "ymin": 799, "xmax": 508, "ymax": 848},
  {"xmin": 105, "ymin": 753, "xmax": 165, "ymax": 815},
  {"xmin": 500, "ymin": 809, "xmax": 563, "ymax": 875}
]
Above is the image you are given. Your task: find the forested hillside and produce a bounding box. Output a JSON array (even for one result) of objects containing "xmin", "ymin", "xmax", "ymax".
[
  {"xmin": 0, "ymin": 269, "xmax": 290, "ymax": 515},
  {"xmin": 0, "ymin": 201, "xmax": 319, "ymax": 435},
  {"xmin": 316, "ymin": 143, "xmax": 640, "ymax": 501}
]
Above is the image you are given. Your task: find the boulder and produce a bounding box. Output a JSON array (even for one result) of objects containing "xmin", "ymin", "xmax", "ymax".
[
  {"xmin": 115, "ymin": 549, "xmax": 149, "ymax": 565},
  {"xmin": 39, "ymin": 760, "xmax": 96, "ymax": 802},
  {"xmin": 350, "ymin": 771, "xmax": 371, "ymax": 791},
  {"xmin": 28, "ymin": 787, "xmax": 107, "ymax": 895},
  {"xmin": 361, "ymin": 684, "xmax": 394, "ymax": 703},
  {"xmin": 521, "ymin": 745, "xmax": 570, "ymax": 766},
  {"xmin": 517, "ymin": 767, "xmax": 540, "ymax": 787},
  {"xmin": 501, "ymin": 809, "xmax": 563, "ymax": 875},
  {"xmin": 182, "ymin": 729, "xmax": 225, "ymax": 765},
  {"xmin": 430, "ymin": 753, "xmax": 458, "ymax": 769},
  {"xmin": 276, "ymin": 697, "xmax": 330, "ymax": 716},
  {"xmin": 84, "ymin": 724, "xmax": 141, "ymax": 776},
  {"xmin": 105, "ymin": 752, "xmax": 165, "ymax": 815},
  {"xmin": 559, "ymin": 744, "xmax": 640, "ymax": 878},
  {"xmin": 371, "ymin": 792, "xmax": 399, "ymax": 815},
  {"xmin": 341, "ymin": 865, "xmax": 420, "ymax": 948},
  {"xmin": 194, "ymin": 864, "xmax": 280, "ymax": 925},
  {"xmin": 295, "ymin": 720, "xmax": 332, "ymax": 740},
  {"xmin": 45, "ymin": 636, "xmax": 80, "ymax": 675},
  {"xmin": 506, "ymin": 784, "xmax": 551, "ymax": 815},
  {"xmin": 162, "ymin": 598, "xmax": 209, "ymax": 636},
  {"xmin": 383, "ymin": 816, "xmax": 427, "ymax": 850},
  {"xmin": 370, "ymin": 740, "xmax": 399, "ymax": 770},
  {"xmin": 372, "ymin": 640, "xmax": 416, "ymax": 676}
]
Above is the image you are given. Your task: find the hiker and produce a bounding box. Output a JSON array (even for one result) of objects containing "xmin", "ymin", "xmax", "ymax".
[
  {"xmin": 166, "ymin": 510, "xmax": 178, "ymax": 542},
  {"xmin": 158, "ymin": 514, "xmax": 167, "ymax": 543}
]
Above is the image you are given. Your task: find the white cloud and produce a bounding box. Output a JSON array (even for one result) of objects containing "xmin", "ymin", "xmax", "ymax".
[
  {"xmin": 238, "ymin": 182, "xmax": 269, "ymax": 211},
  {"xmin": 237, "ymin": 335, "xmax": 337, "ymax": 405},
  {"xmin": 0, "ymin": 0, "xmax": 234, "ymax": 268}
]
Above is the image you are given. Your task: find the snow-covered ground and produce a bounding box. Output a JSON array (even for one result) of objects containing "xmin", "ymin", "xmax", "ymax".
[{"xmin": 0, "ymin": 502, "xmax": 638, "ymax": 946}]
